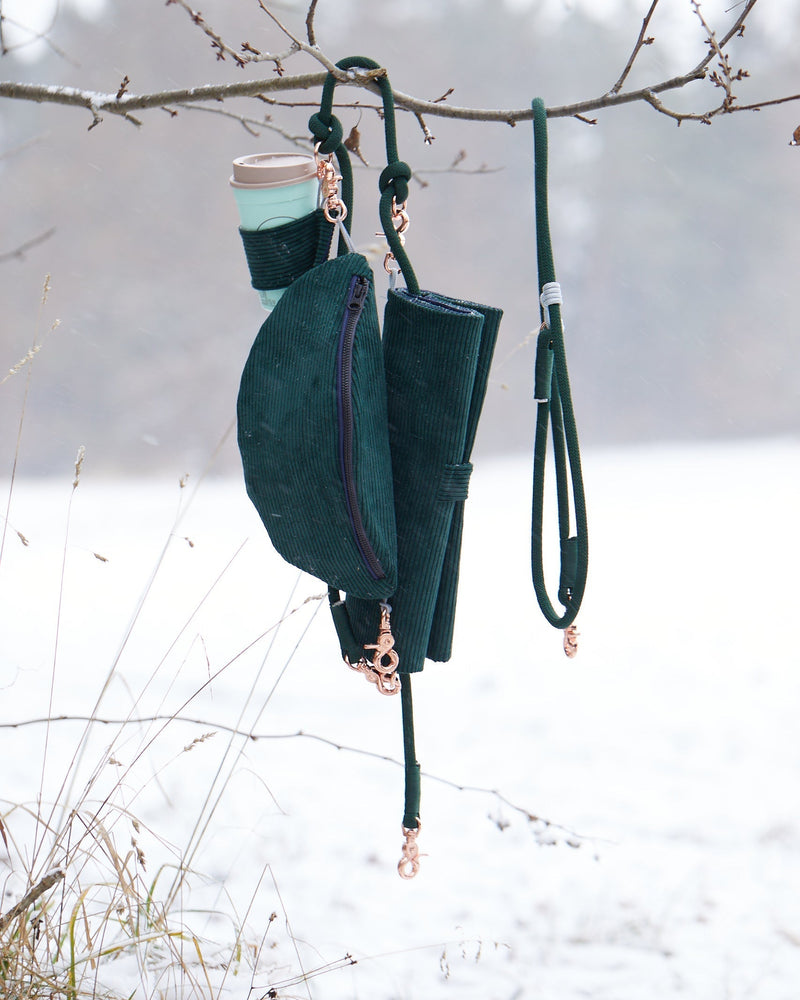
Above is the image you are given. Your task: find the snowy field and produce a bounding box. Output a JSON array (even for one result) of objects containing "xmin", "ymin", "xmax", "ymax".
[{"xmin": 1, "ymin": 438, "xmax": 800, "ymax": 999}]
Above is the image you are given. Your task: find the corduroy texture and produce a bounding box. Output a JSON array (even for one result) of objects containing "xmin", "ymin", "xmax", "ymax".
[
  {"xmin": 425, "ymin": 299, "xmax": 502, "ymax": 661},
  {"xmin": 239, "ymin": 209, "xmax": 334, "ymax": 291},
  {"xmin": 345, "ymin": 289, "xmax": 500, "ymax": 673},
  {"xmin": 237, "ymin": 252, "xmax": 397, "ymax": 600}
]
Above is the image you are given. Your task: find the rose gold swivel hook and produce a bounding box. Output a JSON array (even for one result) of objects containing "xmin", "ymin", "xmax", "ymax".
[
  {"xmin": 563, "ymin": 623, "xmax": 579, "ymax": 658},
  {"xmin": 397, "ymin": 823, "xmax": 422, "ymax": 879},
  {"xmin": 379, "ymin": 197, "xmax": 410, "ymax": 274},
  {"xmin": 343, "ymin": 603, "xmax": 401, "ymax": 695},
  {"xmin": 314, "ymin": 143, "xmax": 347, "ymax": 223},
  {"xmin": 363, "ymin": 602, "xmax": 399, "ymax": 674}
]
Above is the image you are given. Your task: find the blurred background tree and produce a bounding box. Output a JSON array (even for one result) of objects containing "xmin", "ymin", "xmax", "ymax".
[{"xmin": 1, "ymin": 0, "xmax": 797, "ymax": 473}]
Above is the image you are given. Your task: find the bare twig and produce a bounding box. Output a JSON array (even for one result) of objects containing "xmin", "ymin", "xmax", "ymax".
[
  {"xmin": 0, "ymin": 227, "xmax": 56, "ymax": 264},
  {"xmin": 173, "ymin": 102, "xmax": 310, "ymax": 143},
  {"xmin": 414, "ymin": 111, "xmax": 435, "ymax": 144},
  {"xmin": 609, "ymin": 0, "xmax": 659, "ymax": 96},
  {"xmin": 166, "ymin": 0, "xmax": 249, "ymax": 68},
  {"xmin": 735, "ymin": 92, "xmax": 800, "ymax": 113},
  {"xmin": 0, "ymin": 276, "xmax": 54, "ymax": 574},
  {"xmin": 305, "ymin": 0, "xmax": 319, "ymax": 46},
  {"xmin": 0, "ymin": 134, "xmax": 48, "ymax": 163},
  {"xmin": 0, "ymin": 10, "xmax": 77, "ymax": 65},
  {"xmin": 254, "ymin": 0, "xmax": 339, "ymax": 75},
  {"xmin": 166, "ymin": 0, "xmax": 299, "ymax": 70},
  {"xmin": 0, "ymin": 713, "xmax": 590, "ymax": 845}
]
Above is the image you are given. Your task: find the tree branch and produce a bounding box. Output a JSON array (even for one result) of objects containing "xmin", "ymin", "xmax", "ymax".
[
  {"xmin": 1, "ymin": 63, "xmax": 784, "ymax": 127},
  {"xmin": 0, "ymin": 0, "xmax": 790, "ymax": 134}
]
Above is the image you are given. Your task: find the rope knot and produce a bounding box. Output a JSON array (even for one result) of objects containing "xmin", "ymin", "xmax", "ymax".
[
  {"xmin": 379, "ymin": 160, "xmax": 412, "ymax": 204},
  {"xmin": 308, "ymin": 111, "xmax": 344, "ymax": 155}
]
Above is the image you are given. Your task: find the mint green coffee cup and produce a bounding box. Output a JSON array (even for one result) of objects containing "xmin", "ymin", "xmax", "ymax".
[{"xmin": 230, "ymin": 152, "xmax": 319, "ymax": 311}]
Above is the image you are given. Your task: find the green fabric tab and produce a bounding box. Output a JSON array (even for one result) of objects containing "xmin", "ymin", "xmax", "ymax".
[
  {"xmin": 534, "ymin": 328, "xmax": 554, "ymax": 401},
  {"xmin": 328, "ymin": 587, "xmax": 367, "ymax": 665},
  {"xmin": 558, "ymin": 535, "xmax": 578, "ymax": 603},
  {"xmin": 437, "ymin": 462, "xmax": 473, "ymax": 502}
]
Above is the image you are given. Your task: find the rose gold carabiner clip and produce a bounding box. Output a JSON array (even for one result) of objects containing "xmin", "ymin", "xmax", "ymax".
[
  {"xmin": 380, "ymin": 198, "xmax": 410, "ymax": 276},
  {"xmin": 344, "ymin": 602, "xmax": 401, "ymax": 696},
  {"xmin": 563, "ymin": 623, "xmax": 579, "ymax": 658},
  {"xmin": 397, "ymin": 822, "xmax": 422, "ymax": 879},
  {"xmin": 314, "ymin": 143, "xmax": 348, "ymax": 224}
]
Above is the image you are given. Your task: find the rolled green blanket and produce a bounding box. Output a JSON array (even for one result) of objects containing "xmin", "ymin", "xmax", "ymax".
[{"xmin": 345, "ymin": 289, "xmax": 501, "ymax": 674}]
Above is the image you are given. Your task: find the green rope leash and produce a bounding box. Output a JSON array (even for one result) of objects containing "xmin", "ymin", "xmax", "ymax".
[
  {"xmin": 313, "ymin": 63, "xmax": 422, "ymax": 874},
  {"xmin": 530, "ymin": 98, "xmax": 588, "ymax": 631}
]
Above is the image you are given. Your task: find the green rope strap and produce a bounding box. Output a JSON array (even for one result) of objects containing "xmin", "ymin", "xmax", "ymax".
[
  {"xmin": 309, "ymin": 57, "xmax": 420, "ymax": 293},
  {"xmin": 314, "ymin": 65, "xmax": 421, "ymax": 851},
  {"xmin": 328, "ymin": 585, "xmax": 421, "ymax": 836},
  {"xmin": 530, "ymin": 98, "xmax": 589, "ymax": 629}
]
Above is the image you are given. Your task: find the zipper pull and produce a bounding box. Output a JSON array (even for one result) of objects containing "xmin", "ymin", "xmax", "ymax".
[{"xmin": 348, "ymin": 275, "xmax": 369, "ymax": 310}]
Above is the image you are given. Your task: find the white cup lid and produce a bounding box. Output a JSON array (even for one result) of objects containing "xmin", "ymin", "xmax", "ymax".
[{"xmin": 230, "ymin": 152, "xmax": 317, "ymax": 188}]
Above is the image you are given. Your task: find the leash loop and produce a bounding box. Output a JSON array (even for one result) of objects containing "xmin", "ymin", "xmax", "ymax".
[{"xmin": 530, "ymin": 98, "xmax": 589, "ymax": 634}]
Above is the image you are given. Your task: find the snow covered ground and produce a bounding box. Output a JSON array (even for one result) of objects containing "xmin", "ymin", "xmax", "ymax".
[{"xmin": 1, "ymin": 438, "xmax": 799, "ymax": 999}]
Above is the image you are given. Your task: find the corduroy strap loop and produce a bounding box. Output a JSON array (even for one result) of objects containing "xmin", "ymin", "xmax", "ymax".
[
  {"xmin": 530, "ymin": 98, "xmax": 589, "ymax": 630},
  {"xmin": 437, "ymin": 462, "xmax": 473, "ymax": 502}
]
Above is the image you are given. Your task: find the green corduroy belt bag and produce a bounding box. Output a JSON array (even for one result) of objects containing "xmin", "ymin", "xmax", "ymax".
[{"xmin": 238, "ymin": 248, "xmax": 398, "ymax": 601}]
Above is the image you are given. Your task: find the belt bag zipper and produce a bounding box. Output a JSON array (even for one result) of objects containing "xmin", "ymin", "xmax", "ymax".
[{"xmin": 336, "ymin": 274, "xmax": 386, "ymax": 582}]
